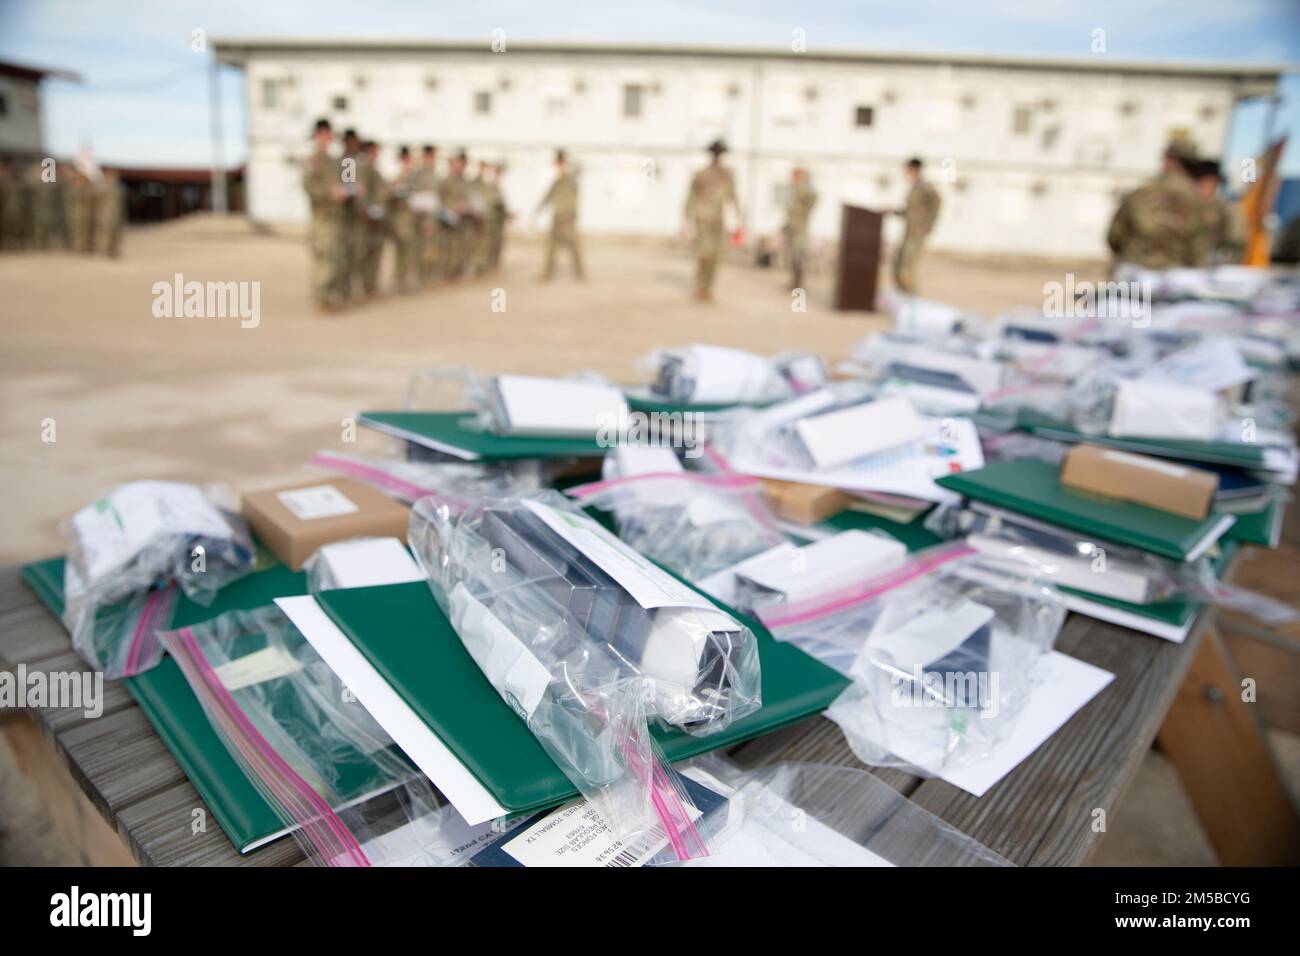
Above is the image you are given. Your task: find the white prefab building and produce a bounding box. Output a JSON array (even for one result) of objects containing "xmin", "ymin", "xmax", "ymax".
[{"xmin": 213, "ymin": 39, "xmax": 1284, "ymax": 259}]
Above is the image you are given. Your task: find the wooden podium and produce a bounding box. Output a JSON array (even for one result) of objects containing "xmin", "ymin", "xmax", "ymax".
[{"xmin": 834, "ymin": 204, "xmax": 884, "ymax": 311}]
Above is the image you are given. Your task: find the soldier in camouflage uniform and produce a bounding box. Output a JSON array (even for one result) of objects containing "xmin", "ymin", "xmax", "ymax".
[
  {"xmin": 783, "ymin": 166, "xmax": 817, "ymax": 291},
  {"xmin": 464, "ymin": 159, "xmax": 489, "ymax": 276},
  {"xmin": 94, "ymin": 168, "xmax": 127, "ymax": 258},
  {"xmin": 892, "ymin": 157, "xmax": 941, "ymax": 295},
  {"xmin": 337, "ymin": 129, "xmax": 362, "ymax": 302},
  {"xmin": 67, "ymin": 167, "xmax": 96, "ymax": 255},
  {"xmin": 388, "ymin": 146, "xmax": 418, "ymax": 294},
  {"xmin": 357, "ymin": 141, "xmax": 388, "ymax": 298},
  {"xmin": 684, "ymin": 140, "xmax": 741, "ymax": 302},
  {"xmin": 1191, "ymin": 158, "xmax": 1246, "ymax": 266},
  {"xmin": 537, "ymin": 149, "xmax": 583, "ymax": 281},
  {"xmin": 302, "ymin": 118, "xmax": 348, "ymax": 312},
  {"xmin": 484, "ymin": 162, "xmax": 509, "ymax": 273},
  {"xmin": 412, "ymin": 145, "xmax": 441, "ymax": 287},
  {"xmin": 30, "ymin": 158, "xmax": 64, "ymax": 250},
  {"xmin": 1106, "ymin": 142, "xmax": 1209, "ymax": 272},
  {"xmin": 438, "ymin": 151, "xmax": 472, "ymax": 281}
]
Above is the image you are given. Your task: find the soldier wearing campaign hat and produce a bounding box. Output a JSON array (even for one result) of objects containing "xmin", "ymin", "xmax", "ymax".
[
  {"xmin": 683, "ymin": 139, "xmax": 742, "ymax": 302},
  {"xmin": 301, "ymin": 118, "xmax": 348, "ymax": 311}
]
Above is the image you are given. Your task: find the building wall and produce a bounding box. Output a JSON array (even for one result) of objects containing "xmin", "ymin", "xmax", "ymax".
[
  {"xmin": 0, "ymin": 73, "xmax": 44, "ymax": 157},
  {"xmin": 232, "ymin": 49, "xmax": 1249, "ymax": 259}
]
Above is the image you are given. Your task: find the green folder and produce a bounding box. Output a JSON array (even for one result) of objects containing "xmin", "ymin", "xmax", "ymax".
[
  {"xmin": 936, "ymin": 459, "xmax": 1236, "ymax": 562},
  {"xmin": 622, "ymin": 388, "xmax": 766, "ymax": 416},
  {"xmin": 359, "ymin": 411, "xmax": 607, "ymax": 461},
  {"xmin": 813, "ymin": 508, "xmax": 942, "ymax": 551},
  {"xmin": 1223, "ymin": 498, "xmax": 1283, "ymax": 548},
  {"xmin": 21, "ymin": 556, "xmax": 309, "ymax": 853},
  {"xmin": 316, "ymin": 581, "xmax": 850, "ymax": 815}
]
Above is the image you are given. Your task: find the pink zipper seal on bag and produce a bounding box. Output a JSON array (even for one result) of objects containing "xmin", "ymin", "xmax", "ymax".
[
  {"xmin": 171, "ymin": 627, "xmax": 371, "ymax": 866},
  {"xmin": 123, "ymin": 586, "xmax": 179, "ymax": 677},
  {"xmin": 760, "ymin": 542, "xmax": 977, "ymax": 631}
]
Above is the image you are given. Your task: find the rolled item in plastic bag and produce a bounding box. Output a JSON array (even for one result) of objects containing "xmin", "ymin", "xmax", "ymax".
[
  {"xmin": 565, "ymin": 470, "xmax": 786, "ymax": 584},
  {"xmin": 644, "ymin": 344, "xmax": 793, "ymax": 406},
  {"xmin": 760, "ymin": 544, "xmax": 1066, "ymax": 776},
  {"xmin": 60, "ymin": 480, "xmax": 255, "ymax": 677},
  {"xmin": 160, "ymin": 606, "xmax": 485, "ymax": 866},
  {"xmin": 410, "ymin": 490, "xmax": 764, "ymax": 858}
]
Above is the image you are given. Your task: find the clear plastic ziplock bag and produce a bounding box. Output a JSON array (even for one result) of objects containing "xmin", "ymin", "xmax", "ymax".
[
  {"xmin": 159, "ymin": 606, "xmax": 480, "ymax": 866},
  {"xmin": 309, "ymin": 449, "xmax": 543, "ymax": 506},
  {"xmin": 565, "ymin": 471, "xmax": 786, "ymax": 583},
  {"xmin": 760, "ymin": 544, "xmax": 1066, "ymax": 776},
  {"xmin": 927, "ymin": 503, "xmax": 1300, "ymax": 625},
  {"xmin": 410, "ymin": 490, "xmax": 764, "ymax": 860},
  {"xmin": 672, "ymin": 756, "xmax": 1010, "ymax": 867},
  {"xmin": 60, "ymin": 481, "xmax": 255, "ymax": 678}
]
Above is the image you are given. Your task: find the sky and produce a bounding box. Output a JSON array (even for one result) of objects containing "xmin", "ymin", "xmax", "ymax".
[{"xmin": 1, "ymin": 0, "xmax": 1299, "ymax": 173}]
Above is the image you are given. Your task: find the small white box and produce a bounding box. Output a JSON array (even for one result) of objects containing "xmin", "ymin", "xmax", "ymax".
[
  {"xmin": 734, "ymin": 530, "xmax": 907, "ymax": 608},
  {"xmin": 493, "ymin": 375, "xmax": 629, "ymax": 438},
  {"xmin": 1110, "ymin": 380, "xmax": 1220, "ymax": 441},
  {"xmin": 795, "ymin": 398, "xmax": 925, "ymax": 469}
]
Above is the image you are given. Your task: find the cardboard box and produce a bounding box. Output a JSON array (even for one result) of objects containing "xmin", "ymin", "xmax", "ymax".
[
  {"xmin": 241, "ymin": 478, "xmax": 411, "ymax": 571},
  {"xmin": 1060, "ymin": 444, "xmax": 1218, "ymax": 520},
  {"xmin": 760, "ymin": 479, "xmax": 851, "ymax": 525}
]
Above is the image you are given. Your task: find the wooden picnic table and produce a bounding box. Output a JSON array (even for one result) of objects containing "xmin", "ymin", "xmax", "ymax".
[{"xmin": 4, "ymin": 551, "xmax": 1297, "ymax": 867}]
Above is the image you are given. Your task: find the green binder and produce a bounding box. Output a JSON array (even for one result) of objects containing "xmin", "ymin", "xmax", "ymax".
[
  {"xmin": 1223, "ymin": 498, "xmax": 1283, "ymax": 548},
  {"xmin": 936, "ymin": 459, "xmax": 1236, "ymax": 562},
  {"xmin": 359, "ymin": 411, "xmax": 606, "ymax": 461},
  {"xmin": 21, "ymin": 556, "xmax": 309, "ymax": 853},
  {"xmin": 316, "ymin": 581, "xmax": 850, "ymax": 815},
  {"xmin": 813, "ymin": 508, "xmax": 942, "ymax": 552}
]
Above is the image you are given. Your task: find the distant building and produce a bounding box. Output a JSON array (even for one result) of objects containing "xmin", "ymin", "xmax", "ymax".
[
  {"xmin": 106, "ymin": 165, "xmax": 245, "ymax": 221},
  {"xmin": 214, "ymin": 39, "xmax": 1283, "ymax": 259},
  {"xmin": 0, "ymin": 60, "xmax": 78, "ymax": 159}
]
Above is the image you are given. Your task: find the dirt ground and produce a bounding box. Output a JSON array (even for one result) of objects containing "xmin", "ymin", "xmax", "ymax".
[
  {"xmin": 0, "ymin": 215, "xmax": 1102, "ymax": 563},
  {"xmin": 2, "ymin": 215, "xmax": 1295, "ymax": 868}
]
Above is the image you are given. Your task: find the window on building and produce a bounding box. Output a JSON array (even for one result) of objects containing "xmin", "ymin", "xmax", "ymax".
[
  {"xmin": 1012, "ymin": 105, "xmax": 1033, "ymax": 134},
  {"xmin": 474, "ymin": 90, "xmax": 493, "ymax": 114},
  {"xmin": 332, "ymin": 95, "xmax": 349, "ymax": 112},
  {"xmin": 623, "ymin": 84, "xmax": 643, "ymax": 118},
  {"xmin": 354, "ymin": 74, "xmax": 368, "ymax": 90},
  {"xmin": 804, "ymin": 85, "xmax": 819, "ymax": 102},
  {"xmin": 1040, "ymin": 125, "xmax": 1060, "ymax": 151},
  {"xmin": 261, "ymin": 79, "xmax": 279, "ymax": 110},
  {"xmin": 854, "ymin": 105, "xmax": 874, "ymax": 128},
  {"xmin": 424, "ymin": 75, "xmax": 438, "ymax": 91}
]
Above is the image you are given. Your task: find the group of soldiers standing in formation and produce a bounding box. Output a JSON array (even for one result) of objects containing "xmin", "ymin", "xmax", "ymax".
[
  {"xmin": 0, "ymin": 157, "xmax": 127, "ymax": 257},
  {"xmin": 1106, "ymin": 140, "xmax": 1247, "ymax": 271},
  {"xmin": 302, "ymin": 119, "xmax": 516, "ymax": 312},
  {"xmin": 301, "ymin": 124, "xmax": 834, "ymax": 310}
]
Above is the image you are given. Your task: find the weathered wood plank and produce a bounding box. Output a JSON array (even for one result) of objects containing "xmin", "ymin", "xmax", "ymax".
[
  {"xmin": 52, "ymin": 706, "xmax": 190, "ymax": 822},
  {"xmin": 114, "ymin": 781, "xmax": 306, "ymax": 867},
  {"xmin": 12, "ymin": 649, "xmax": 135, "ymax": 734},
  {"xmin": 0, "ymin": 564, "xmax": 71, "ymax": 668},
  {"xmin": 729, "ymin": 714, "xmax": 919, "ymax": 795}
]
